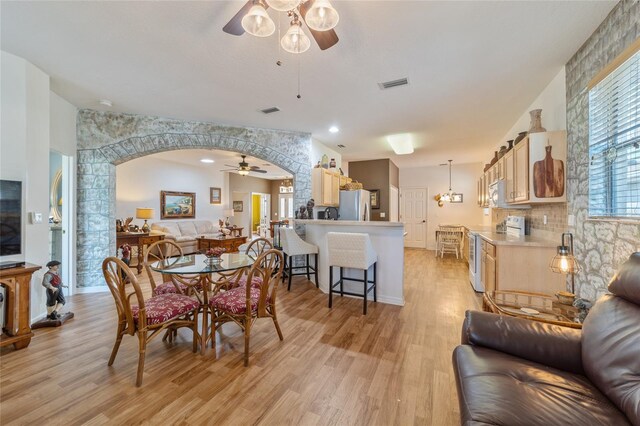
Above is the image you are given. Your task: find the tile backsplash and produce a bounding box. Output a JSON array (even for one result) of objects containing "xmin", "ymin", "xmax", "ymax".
[{"xmin": 493, "ymin": 203, "xmax": 567, "ymax": 237}]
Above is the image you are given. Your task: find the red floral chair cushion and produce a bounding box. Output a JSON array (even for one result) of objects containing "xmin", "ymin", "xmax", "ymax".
[
  {"xmin": 132, "ymin": 294, "xmax": 200, "ymax": 325},
  {"xmin": 153, "ymin": 281, "xmax": 188, "ymax": 295},
  {"xmin": 234, "ymin": 275, "xmax": 264, "ymax": 289},
  {"xmin": 210, "ymin": 286, "xmax": 269, "ymax": 315}
]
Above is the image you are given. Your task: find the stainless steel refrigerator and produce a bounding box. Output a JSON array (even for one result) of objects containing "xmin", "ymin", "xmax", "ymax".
[{"xmin": 339, "ymin": 190, "xmax": 371, "ymax": 221}]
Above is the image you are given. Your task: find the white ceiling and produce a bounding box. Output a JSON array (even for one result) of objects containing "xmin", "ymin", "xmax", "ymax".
[
  {"xmin": 1, "ymin": 1, "xmax": 615, "ymax": 167},
  {"xmin": 149, "ymin": 149, "xmax": 291, "ymax": 180}
]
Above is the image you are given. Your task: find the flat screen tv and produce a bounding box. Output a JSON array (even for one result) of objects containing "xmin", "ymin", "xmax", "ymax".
[{"xmin": 0, "ymin": 180, "xmax": 22, "ymax": 256}]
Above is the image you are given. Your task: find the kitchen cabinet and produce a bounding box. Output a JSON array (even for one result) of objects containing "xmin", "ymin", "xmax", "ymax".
[
  {"xmin": 312, "ymin": 168, "xmax": 341, "ymax": 207},
  {"xmin": 480, "ymin": 240, "xmax": 496, "ymax": 293},
  {"xmin": 504, "ymin": 150, "xmax": 515, "ymax": 203},
  {"xmin": 514, "ymin": 139, "xmax": 529, "ymax": 202},
  {"xmin": 496, "ymin": 158, "xmax": 505, "ymax": 181}
]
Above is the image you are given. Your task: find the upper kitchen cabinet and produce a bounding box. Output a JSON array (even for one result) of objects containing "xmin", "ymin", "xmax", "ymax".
[
  {"xmin": 312, "ymin": 168, "xmax": 341, "ymax": 207},
  {"xmin": 512, "ymin": 130, "xmax": 567, "ymax": 204}
]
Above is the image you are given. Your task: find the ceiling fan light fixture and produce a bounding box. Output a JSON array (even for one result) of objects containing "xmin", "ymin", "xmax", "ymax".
[
  {"xmin": 281, "ymin": 21, "xmax": 310, "ymax": 54},
  {"xmin": 304, "ymin": 0, "xmax": 339, "ymax": 32},
  {"xmin": 241, "ymin": 4, "xmax": 275, "ymax": 37},
  {"xmin": 265, "ymin": 0, "xmax": 301, "ymax": 12},
  {"xmin": 238, "ymin": 169, "xmax": 250, "ymax": 176},
  {"xmin": 387, "ymin": 133, "xmax": 414, "ymax": 155}
]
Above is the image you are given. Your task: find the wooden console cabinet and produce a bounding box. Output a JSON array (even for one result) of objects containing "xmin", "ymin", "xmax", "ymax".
[
  {"xmin": 197, "ymin": 236, "xmax": 247, "ymax": 253},
  {"xmin": 116, "ymin": 232, "xmax": 164, "ymax": 274},
  {"xmin": 0, "ymin": 264, "xmax": 41, "ymax": 350}
]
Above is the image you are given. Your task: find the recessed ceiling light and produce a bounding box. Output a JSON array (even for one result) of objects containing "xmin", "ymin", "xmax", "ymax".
[
  {"xmin": 99, "ymin": 99, "xmax": 113, "ymax": 107},
  {"xmin": 200, "ymin": 158, "xmax": 215, "ymax": 163},
  {"xmin": 387, "ymin": 133, "xmax": 414, "ymax": 155},
  {"xmin": 329, "ymin": 126, "xmax": 339, "ymax": 133}
]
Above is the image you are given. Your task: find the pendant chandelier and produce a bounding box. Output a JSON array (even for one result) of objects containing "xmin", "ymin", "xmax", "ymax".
[{"xmin": 441, "ymin": 160, "xmax": 455, "ymax": 202}]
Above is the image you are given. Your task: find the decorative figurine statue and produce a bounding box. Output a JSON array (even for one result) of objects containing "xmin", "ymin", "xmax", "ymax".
[
  {"xmin": 41, "ymin": 260, "xmax": 68, "ymax": 320},
  {"xmin": 306, "ymin": 198, "xmax": 315, "ymax": 219}
]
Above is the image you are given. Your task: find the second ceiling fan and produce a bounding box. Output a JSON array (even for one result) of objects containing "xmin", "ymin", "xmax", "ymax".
[
  {"xmin": 221, "ymin": 155, "xmax": 268, "ymax": 176},
  {"xmin": 223, "ymin": 0, "xmax": 339, "ymax": 52}
]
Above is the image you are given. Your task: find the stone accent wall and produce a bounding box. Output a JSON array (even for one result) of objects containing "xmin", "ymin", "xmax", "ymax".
[
  {"xmin": 77, "ymin": 110, "xmax": 312, "ymax": 288},
  {"xmin": 565, "ymin": 0, "xmax": 640, "ymax": 301}
]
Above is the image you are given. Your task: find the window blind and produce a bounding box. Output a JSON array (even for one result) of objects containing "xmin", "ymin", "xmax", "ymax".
[{"xmin": 588, "ymin": 49, "xmax": 640, "ymax": 218}]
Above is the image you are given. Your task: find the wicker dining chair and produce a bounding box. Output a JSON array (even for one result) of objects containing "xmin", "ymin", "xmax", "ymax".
[
  {"xmin": 143, "ymin": 240, "xmax": 188, "ymax": 296},
  {"xmin": 102, "ymin": 256, "xmax": 200, "ymax": 386},
  {"xmin": 209, "ymin": 249, "xmax": 284, "ymax": 366}
]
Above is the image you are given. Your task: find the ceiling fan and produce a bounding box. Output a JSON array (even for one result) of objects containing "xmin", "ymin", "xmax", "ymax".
[
  {"xmin": 221, "ymin": 155, "xmax": 268, "ymax": 176},
  {"xmin": 223, "ymin": 0, "xmax": 339, "ymax": 52}
]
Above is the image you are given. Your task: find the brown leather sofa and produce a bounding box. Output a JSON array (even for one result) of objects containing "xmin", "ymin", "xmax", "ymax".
[{"xmin": 453, "ymin": 253, "xmax": 640, "ymax": 425}]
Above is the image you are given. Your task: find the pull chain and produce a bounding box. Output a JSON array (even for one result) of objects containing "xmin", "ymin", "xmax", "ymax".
[{"xmin": 297, "ymin": 51, "xmax": 301, "ymax": 99}]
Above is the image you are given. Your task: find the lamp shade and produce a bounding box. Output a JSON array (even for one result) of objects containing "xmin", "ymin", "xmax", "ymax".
[
  {"xmin": 281, "ymin": 22, "xmax": 310, "ymax": 54},
  {"xmin": 224, "ymin": 209, "xmax": 235, "ymax": 217},
  {"xmin": 241, "ymin": 4, "xmax": 275, "ymax": 37},
  {"xmin": 265, "ymin": 0, "xmax": 301, "ymax": 12},
  {"xmin": 304, "ymin": 0, "xmax": 339, "ymax": 31},
  {"xmin": 136, "ymin": 208, "xmax": 154, "ymax": 220},
  {"xmin": 549, "ymin": 250, "xmax": 581, "ymax": 274}
]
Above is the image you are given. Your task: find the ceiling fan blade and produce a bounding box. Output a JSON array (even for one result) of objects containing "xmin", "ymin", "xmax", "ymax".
[
  {"xmin": 249, "ymin": 166, "xmax": 263, "ymax": 170},
  {"xmin": 220, "ymin": 168, "xmax": 238, "ymax": 172},
  {"xmin": 251, "ymin": 169, "xmax": 268, "ymax": 174},
  {"xmin": 299, "ymin": 0, "xmax": 339, "ymax": 51},
  {"xmin": 223, "ymin": 0, "xmax": 255, "ymax": 36},
  {"xmin": 224, "ymin": 164, "xmax": 238, "ymax": 168}
]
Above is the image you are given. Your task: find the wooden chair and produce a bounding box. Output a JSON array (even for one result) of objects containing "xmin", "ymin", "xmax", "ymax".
[
  {"xmin": 437, "ymin": 225, "xmax": 463, "ymax": 258},
  {"xmin": 143, "ymin": 240, "xmax": 186, "ymax": 295},
  {"xmin": 209, "ymin": 249, "xmax": 284, "ymax": 366},
  {"xmin": 245, "ymin": 237, "xmax": 273, "ymax": 258},
  {"xmin": 102, "ymin": 256, "xmax": 200, "ymax": 386}
]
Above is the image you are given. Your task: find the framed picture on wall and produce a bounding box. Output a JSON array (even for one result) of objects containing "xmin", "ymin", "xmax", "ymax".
[
  {"xmin": 451, "ymin": 193, "xmax": 463, "ymax": 203},
  {"xmin": 370, "ymin": 189, "xmax": 380, "ymax": 209},
  {"xmin": 233, "ymin": 200, "xmax": 243, "ymax": 212},
  {"xmin": 210, "ymin": 187, "xmax": 221, "ymax": 204},
  {"xmin": 160, "ymin": 191, "xmax": 195, "ymax": 219}
]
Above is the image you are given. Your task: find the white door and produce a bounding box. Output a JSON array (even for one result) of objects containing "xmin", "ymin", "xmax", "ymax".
[
  {"xmin": 400, "ymin": 187, "xmax": 427, "ymax": 248},
  {"xmin": 279, "ymin": 193, "xmax": 294, "ymax": 220},
  {"xmin": 260, "ymin": 194, "xmax": 270, "ymax": 238}
]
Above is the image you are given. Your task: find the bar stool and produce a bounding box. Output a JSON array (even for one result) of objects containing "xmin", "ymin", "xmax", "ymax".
[
  {"xmin": 327, "ymin": 232, "xmax": 377, "ymax": 315},
  {"xmin": 280, "ymin": 228, "xmax": 319, "ymax": 291}
]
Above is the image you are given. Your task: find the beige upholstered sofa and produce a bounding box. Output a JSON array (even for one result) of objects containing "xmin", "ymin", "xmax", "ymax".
[{"xmin": 150, "ymin": 220, "xmax": 220, "ymax": 254}]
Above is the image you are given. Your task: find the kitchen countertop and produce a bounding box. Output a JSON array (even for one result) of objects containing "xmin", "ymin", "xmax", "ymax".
[
  {"xmin": 473, "ymin": 231, "xmax": 558, "ymax": 248},
  {"xmin": 294, "ymin": 219, "xmax": 405, "ymax": 228}
]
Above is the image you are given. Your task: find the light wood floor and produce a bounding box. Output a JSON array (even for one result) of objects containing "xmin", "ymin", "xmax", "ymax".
[{"xmin": 0, "ymin": 249, "xmax": 481, "ymax": 425}]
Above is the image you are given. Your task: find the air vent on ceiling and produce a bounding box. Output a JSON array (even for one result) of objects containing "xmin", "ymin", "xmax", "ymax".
[
  {"xmin": 260, "ymin": 107, "xmax": 280, "ymax": 114},
  {"xmin": 337, "ymin": 144, "xmax": 346, "ymax": 148},
  {"xmin": 378, "ymin": 78, "xmax": 409, "ymax": 90}
]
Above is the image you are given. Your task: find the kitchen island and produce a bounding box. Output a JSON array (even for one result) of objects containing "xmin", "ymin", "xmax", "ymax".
[{"xmin": 295, "ymin": 220, "xmax": 405, "ymax": 306}]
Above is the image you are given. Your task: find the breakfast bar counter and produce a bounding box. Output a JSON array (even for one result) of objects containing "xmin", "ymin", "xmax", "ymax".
[{"xmin": 295, "ymin": 220, "xmax": 405, "ymax": 306}]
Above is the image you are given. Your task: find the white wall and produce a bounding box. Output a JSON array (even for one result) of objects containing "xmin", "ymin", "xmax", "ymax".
[
  {"xmin": 50, "ymin": 92, "xmax": 77, "ymax": 155},
  {"xmin": 1, "ymin": 51, "xmax": 52, "ymax": 320},
  {"xmin": 490, "ymin": 67, "xmax": 567, "ymax": 160},
  {"xmin": 229, "ymin": 173, "xmax": 272, "ymax": 232},
  {"xmin": 311, "ymin": 139, "xmax": 342, "ymax": 170},
  {"xmin": 116, "ymin": 156, "xmax": 228, "ymax": 227},
  {"xmin": 400, "ymin": 162, "xmax": 486, "ymax": 250}
]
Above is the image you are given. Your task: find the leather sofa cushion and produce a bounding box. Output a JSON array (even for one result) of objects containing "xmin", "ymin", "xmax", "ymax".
[
  {"xmin": 453, "ymin": 345, "xmax": 630, "ymax": 425},
  {"xmin": 161, "ymin": 224, "xmax": 180, "ymax": 237},
  {"xmin": 178, "ymin": 222, "xmax": 197, "ymax": 236},
  {"xmin": 582, "ymin": 294, "xmax": 640, "ymax": 424},
  {"xmin": 608, "ymin": 252, "xmax": 640, "ymax": 305}
]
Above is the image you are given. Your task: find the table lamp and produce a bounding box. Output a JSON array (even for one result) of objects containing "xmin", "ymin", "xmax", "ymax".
[
  {"xmin": 224, "ymin": 209, "xmax": 234, "ymax": 227},
  {"xmin": 549, "ymin": 232, "xmax": 581, "ymax": 294},
  {"xmin": 136, "ymin": 208, "xmax": 154, "ymax": 233}
]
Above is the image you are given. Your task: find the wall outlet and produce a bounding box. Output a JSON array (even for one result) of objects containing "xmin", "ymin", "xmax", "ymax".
[
  {"xmin": 380, "ymin": 212, "xmax": 386, "ymax": 218},
  {"xmin": 543, "ymin": 214, "xmax": 548, "ymax": 225},
  {"xmin": 568, "ymin": 214, "xmax": 576, "ymax": 227}
]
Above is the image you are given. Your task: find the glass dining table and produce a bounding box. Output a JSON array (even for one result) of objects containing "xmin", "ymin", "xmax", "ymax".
[{"xmin": 150, "ymin": 253, "xmax": 256, "ymax": 354}]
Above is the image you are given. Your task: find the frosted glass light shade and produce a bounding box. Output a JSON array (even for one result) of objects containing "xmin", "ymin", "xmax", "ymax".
[
  {"xmin": 266, "ymin": 0, "xmax": 301, "ymax": 12},
  {"xmin": 238, "ymin": 169, "xmax": 250, "ymax": 176},
  {"xmin": 281, "ymin": 22, "xmax": 310, "ymax": 54},
  {"xmin": 241, "ymin": 4, "xmax": 275, "ymax": 37},
  {"xmin": 304, "ymin": 0, "xmax": 339, "ymax": 31},
  {"xmin": 387, "ymin": 133, "xmax": 414, "ymax": 155}
]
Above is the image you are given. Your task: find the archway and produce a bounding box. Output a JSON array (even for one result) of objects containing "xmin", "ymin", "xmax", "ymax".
[{"xmin": 76, "ymin": 110, "xmax": 312, "ymax": 289}]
